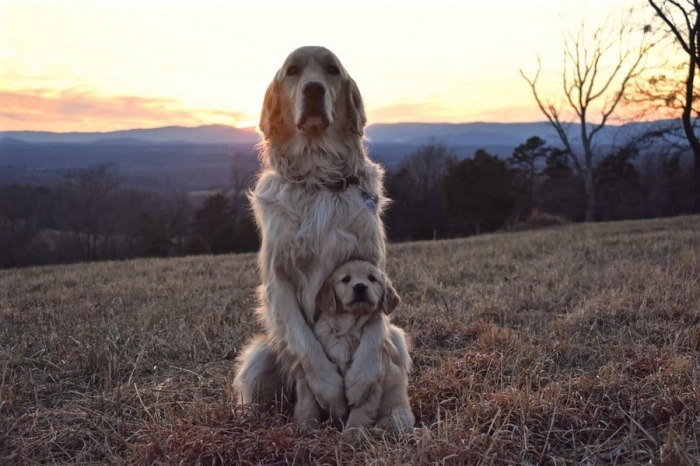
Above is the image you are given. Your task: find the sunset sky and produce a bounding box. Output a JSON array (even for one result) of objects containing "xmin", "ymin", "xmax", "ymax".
[{"xmin": 1, "ymin": 0, "xmax": 652, "ymax": 132}]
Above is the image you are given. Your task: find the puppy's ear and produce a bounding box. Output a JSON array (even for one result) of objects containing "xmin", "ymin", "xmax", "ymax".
[
  {"xmin": 315, "ymin": 279, "xmax": 337, "ymax": 315},
  {"xmin": 380, "ymin": 274, "xmax": 401, "ymax": 315},
  {"xmin": 345, "ymin": 77, "xmax": 366, "ymax": 137},
  {"xmin": 259, "ymin": 80, "xmax": 282, "ymax": 140}
]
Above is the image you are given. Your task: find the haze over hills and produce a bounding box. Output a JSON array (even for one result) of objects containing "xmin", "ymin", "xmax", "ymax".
[
  {"xmin": 365, "ymin": 122, "xmax": 557, "ymax": 145},
  {"xmin": 0, "ymin": 124, "xmax": 260, "ymax": 145},
  {"xmin": 0, "ymin": 120, "xmax": 684, "ymax": 192},
  {"xmin": 0, "ymin": 120, "xmax": 675, "ymax": 146}
]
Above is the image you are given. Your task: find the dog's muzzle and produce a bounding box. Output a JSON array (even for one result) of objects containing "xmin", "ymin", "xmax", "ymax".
[
  {"xmin": 350, "ymin": 283, "xmax": 370, "ymax": 305},
  {"xmin": 298, "ymin": 81, "xmax": 330, "ymax": 131},
  {"xmin": 353, "ymin": 283, "xmax": 368, "ymax": 294}
]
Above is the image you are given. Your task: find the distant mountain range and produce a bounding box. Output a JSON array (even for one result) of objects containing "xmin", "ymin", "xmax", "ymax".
[
  {"xmin": 365, "ymin": 122, "xmax": 557, "ymax": 146},
  {"xmin": 0, "ymin": 124, "xmax": 260, "ymax": 145},
  {"xmin": 0, "ymin": 120, "xmax": 679, "ymax": 147},
  {"xmin": 0, "ymin": 120, "xmax": 685, "ymax": 192}
]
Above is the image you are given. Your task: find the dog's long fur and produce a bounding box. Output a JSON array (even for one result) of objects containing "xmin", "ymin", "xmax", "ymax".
[
  {"xmin": 233, "ymin": 46, "xmax": 411, "ymax": 425},
  {"xmin": 304, "ymin": 261, "xmax": 414, "ymax": 432}
]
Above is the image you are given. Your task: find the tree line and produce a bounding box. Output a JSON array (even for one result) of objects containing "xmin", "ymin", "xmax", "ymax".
[
  {"xmin": 383, "ymin": 137, "xmax": 692, "ymax": 242},
  {"xmin": 1, "ymin": 132, "xmax": 693, "ymax": 269},
  {"xmin": 3, "ymin": 2, "xmax": 700, "ymax": 268},
  {"xmin": 521, "ymin": 1, "xmax": 700, "ymax": 217},
  {"xmin": 0, "ymin": 165, "xmax": 258, "ymax": 269}
]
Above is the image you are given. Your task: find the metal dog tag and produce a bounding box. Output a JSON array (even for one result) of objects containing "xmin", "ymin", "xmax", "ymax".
[{"xmin": 362, "ymin": 191, "xmax": 379, "ymax": 214}]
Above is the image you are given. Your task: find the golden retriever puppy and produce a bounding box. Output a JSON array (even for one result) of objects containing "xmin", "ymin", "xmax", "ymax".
[
  {"xmin": 234, "ymin": 46, "xmax": 393, "ymax": 422},
  {"xmin": 296, "ymin": 260, "xmax": 414, "ymax": 434}
]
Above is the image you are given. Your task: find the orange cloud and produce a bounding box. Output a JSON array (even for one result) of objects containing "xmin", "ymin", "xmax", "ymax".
[
  {"xmin": 0, "ymin": 89, "xmax": 250, "ymax": 132},
  {"xmin": 471, "ymin": 102, "xmax": 647, "ymax": 125}
]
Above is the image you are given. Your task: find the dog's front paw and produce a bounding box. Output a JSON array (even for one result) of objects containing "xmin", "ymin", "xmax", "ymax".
[
  {"xmin": 326, "ymin": 392, "xmax": 349, "ymax": 420},
  {"xmin": 307, "ymin": 363, "xmax": 348, "ymax": 419},
  {"xmin": 345, "ymin": 361, "xmax": 382, "ymax": 407},
  {"xmin": 377, "ymin": 406, "xmax": 415, "ymax": 433},
  {"xmin": 293, "ymin": 378, "xmax": 323, "ymax": 430},
  {"xmin": 342, "ymin": 426, "xmax": 368, "ymax": 444},
  {"xmin": 296, "ymin": 415, "xmax": 321, "ymax": 431}
]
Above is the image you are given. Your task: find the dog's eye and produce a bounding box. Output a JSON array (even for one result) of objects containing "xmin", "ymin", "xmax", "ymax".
[
  {"xmin": 326, "ymin": 65, "xmax": 340, "ymax": 76},
  {"xmin": 368, "ymin": 275, "xmax": 377, "ymax": 282},
  {"xmin": 341, "ymin": 276, "xmax": 351, "ymax": 284},
  {"xmin": 286, "ymin": 66, "xmax": 299, "ymax": 76}
]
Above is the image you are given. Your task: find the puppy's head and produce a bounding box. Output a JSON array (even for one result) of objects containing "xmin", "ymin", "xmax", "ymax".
[
  {"xmin": 259, "ymin": 46, "xmax": 366, "ymax": 142},
  {"xmin": 316, "ymin": 260, "xmax": 400, "ymax": 316}
]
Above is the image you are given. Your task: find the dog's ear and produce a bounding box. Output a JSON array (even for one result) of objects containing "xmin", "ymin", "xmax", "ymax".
[
  {"xmin": 345, "ymin": 77, "xmax": 366, "ymax": 137},
  {"xmin": 380, "ymin": 274, "xmax": 401, "ymax": 315},
  {"xmin": 315, "ymin": 279, "xmax": 337, "ymax": 315},
  {"xmin": 259, "ymin": 80, "xmax": 282, "ymax": 140}
]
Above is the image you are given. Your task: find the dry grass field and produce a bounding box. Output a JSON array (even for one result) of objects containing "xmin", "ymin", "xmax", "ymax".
[{"xmin": 1, "ymin": 216, "xmax": 699, "ymax": 465}]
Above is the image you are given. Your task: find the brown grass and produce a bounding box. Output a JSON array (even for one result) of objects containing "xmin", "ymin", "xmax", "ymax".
[{"xmin": 1, "ymin": 216, "xmax": 699, "ymax": 465}]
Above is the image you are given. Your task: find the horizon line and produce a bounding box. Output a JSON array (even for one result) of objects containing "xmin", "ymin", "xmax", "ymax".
[{"xmin": 0, "ymin": 118, "xmax": 677, "ymax": 135}]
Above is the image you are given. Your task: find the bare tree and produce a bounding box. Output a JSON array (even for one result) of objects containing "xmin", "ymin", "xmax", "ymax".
[
  {"xmin": 645, "ymin": 0, "xmax": 700, "ymax": 212},
  {"xmin": 0, "ymin": 185, "xmax": 52, "ymax": 268},
  {"xmin": 508, "ymin": 136, "xmax": 557, "ymax": 210},
  {"xmin": 60, "ymin": 165, "xmax": 124, "ymax": 261},
  {"xmin": 385, "ymin": 142, "xmax": 455, "ymax": 241},
  {"xmin": 228, "ymin": 151, "xmax": 258, "ymax": 221},
  {"xmin": 521, "ymin": 8, "xmax": 657, "ymax": 221}
]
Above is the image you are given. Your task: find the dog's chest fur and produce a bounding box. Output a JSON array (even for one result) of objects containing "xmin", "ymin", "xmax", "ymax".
[
  {"xmin": 252, "ymin": 154, "xmax": 388, "ymax": 327},
  {"xmin": 314, "ymin": 312, "xmax": 371, "ymax": 375},
  {"xmin": 255, "ymin": 172, "xmax": 383, "ymax": 299},
  {"xmin": 293, "ymin": 185, "xmax": 380, "ymax": 264}
]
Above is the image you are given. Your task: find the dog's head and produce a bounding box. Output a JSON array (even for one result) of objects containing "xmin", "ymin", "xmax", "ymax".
[
  {"xmin": 259, "ymin": 46, "xmax": 366, "ymax": 142},
  {"xmin": 316, "ymin": 260, "xmax": 400, "ymax": 316}
]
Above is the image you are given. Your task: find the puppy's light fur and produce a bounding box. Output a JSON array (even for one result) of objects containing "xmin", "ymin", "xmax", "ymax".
[
  {"xmin": 302, "ymin": 260, "xmax": 414, "ymax": 433},
  {"xmin": 233, "ymin": 46, "xmax": 407, "ymax": 425}
]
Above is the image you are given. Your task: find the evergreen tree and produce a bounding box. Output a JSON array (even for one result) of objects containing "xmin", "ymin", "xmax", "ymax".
[
  {"xmin": 442, "ymin": 150, "xmax": 516, "ymax": 234},
  {"xmin": 509, "ymin": 136, "xmax": 555, "ymax": 209}
]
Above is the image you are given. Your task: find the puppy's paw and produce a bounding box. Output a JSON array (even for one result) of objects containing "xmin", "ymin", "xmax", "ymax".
[
  {"xmin": 345, "ymin": 406, "xmax": 373, "ymax": 431},
  {"xmin": 345, "ymin": 362, "xmax": 382, "ymax": 407},
  {"xmin": 326, "ymin": 394, "xmax": 349, "ymax": 420},
  {"xmin": 293, "ymin": 378, "xmax": 323, "ymax": 430},
  {"xmin": 307, "ymin": 363, "xmax": 348, "ymax": 419},
  {"xmin": 295, "ymin": 414, "xmax": 321, "ymax": 431}
]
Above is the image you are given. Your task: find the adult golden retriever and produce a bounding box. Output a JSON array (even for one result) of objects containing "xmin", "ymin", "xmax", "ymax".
[
  {"xmin": 309, "ymin": 260, "xmax": 414, "ymax": 434},
  {"xmin": 233, "ymin": 46, "xmax": 411, "ymax": 427}
]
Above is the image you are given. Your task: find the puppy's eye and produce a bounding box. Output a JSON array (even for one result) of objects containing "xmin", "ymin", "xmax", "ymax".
[
  {"xmin": 326, "ymin": 65, "xmax": 340, "ymax": 76},
  {"xmin": 368, "ymin": 275, "xmax": 377, "ymax": 282},
  {"xmin": 286, "ymin": 66, "xmax": 299, "ymax": 76},
  {"xmin": 341, "ymin": 276, "xmax": 351, "ymax": 284}
]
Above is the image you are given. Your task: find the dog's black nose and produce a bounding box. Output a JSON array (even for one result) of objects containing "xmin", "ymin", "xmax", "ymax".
[
  {"xmin": 303, "ymin": 81, "xmax": 326, "ymax": 99},
  {"xmin": 353, "ymin": 283, "xmax": 367, "ymax": 294}
]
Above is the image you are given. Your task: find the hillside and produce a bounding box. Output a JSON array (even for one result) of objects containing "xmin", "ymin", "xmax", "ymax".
[
  {"xmin": 1, "ymin": 120, "xmax": 687, "ymax": 190},
  {"xmin": 1, "ymin": 120, "xmax": 677, "ymax": 146},
  {"xmin": 0, "ymin": 124, "xmax": 260, "ymax": 145},
  {"xmin": 1, "ymin": 216, "xmax": 699, "ymax": 464},
  {"xmin": 0, "ymin": 140, "xmax": 260, "ymax": 191}
]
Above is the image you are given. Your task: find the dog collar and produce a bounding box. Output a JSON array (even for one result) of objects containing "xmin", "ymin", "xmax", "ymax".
[
  {"xmin": 323, "ymin": 175, "xmax": 360, "ymax": 191},
  {"xmin": 320, "ymin": 176, "xmax": 378, "ymax": 213}
]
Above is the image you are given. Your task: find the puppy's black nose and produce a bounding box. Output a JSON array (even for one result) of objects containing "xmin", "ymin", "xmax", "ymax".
[
  {"xmin": 353, "ymin": 283, "xmax": 367, "ymax": 294},
  {"xmin": 303, "ymin": 81, "xmax": 326, "ymax": 99}
]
